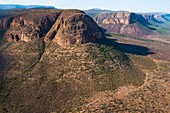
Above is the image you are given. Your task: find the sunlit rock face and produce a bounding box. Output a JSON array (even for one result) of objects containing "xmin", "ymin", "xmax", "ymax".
[
  {"xmin": 94, "ymin": 12, "xmax": 152, "ymax": 36},
  {"xmin": 44, "ymin": 10, "xmax": 104, "ymax": 46},
  {"xmin": 5, "ymin": 10, "xmax": 60, "ymax": 42},
  {"xmin": 3, "ymin": 9, "xmax": 104, "ymax": 46}
]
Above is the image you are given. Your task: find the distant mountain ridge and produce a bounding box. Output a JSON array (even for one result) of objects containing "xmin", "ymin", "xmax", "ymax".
[
  {"xmin": 85, "ymin": 8, "xmax": 170, "ymax": 36},
  {"xmin": 0, "ymin": 4, "xmax": 56, "ymax": 9},
  {"xmin": 84, "ymin": 8, "xmax": 113, "ymax": 18},
  {"xmin": 84, "ymin": 8, "xmax": 128, "ymax": 18},
  {"xmin": 144, "ymin": 13, "xmax": 170, "ymax": 23},
  {"xmin": 94, "ymin": 12, "xmax": 154, "ymax": 36}
]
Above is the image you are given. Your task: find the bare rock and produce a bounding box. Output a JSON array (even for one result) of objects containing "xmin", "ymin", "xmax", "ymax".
[
  {"xmin": 5, "ymin": 10, "xmax": 61, "ymax": 42},
  {"xmin": 94, "ymin": 12, "xmax": 153, "ymax": 36},
  {"xmin": 4, "ymin": 9, "xmax": 103, "ymax": 45},
  {"xmin": 44, "ymin": 10, "xmax": 103, "ymax": 46}
]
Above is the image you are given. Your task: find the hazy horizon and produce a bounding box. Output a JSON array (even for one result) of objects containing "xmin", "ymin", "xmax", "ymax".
[{"xmin": 0, "ymin": 0, "xmax": 170, "ymax": 13}]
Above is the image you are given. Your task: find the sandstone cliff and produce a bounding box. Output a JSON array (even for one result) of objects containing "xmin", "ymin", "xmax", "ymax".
[
  {"xmin": 94, "ymin": 12, "xmax": 153, "ymax": 36},
  {"xmin": 44, "ymin": 10, "xmax": 103, "ymax": 46},
  {"xmin": 5, "ymin": 10, "xmax": 60, "ymax": 42},
  {"xmin": 3, "ymin": 9, "xmax": 103, "ymax": 45}
]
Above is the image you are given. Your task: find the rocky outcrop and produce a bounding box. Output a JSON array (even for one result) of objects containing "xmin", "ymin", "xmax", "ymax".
[
  {"xmin": 5, "ymin": 10, "xmax": 61, "ymax": 42},
  {"xmin": 4, "ymin": 9, "xmax": 103, "ymax": 45},
  {"xmin": 94, "ymin": 12, "xmax": 153, "ymax": 36},
  {"xmin": 95, "ymin": 12, "xmax": 132, "ymax": 25},
  {"xmin": 44, "ymin": 10, "xmax": 103, "ymax": 46},
  {"xmin": 0, "ymin": 17, "xmax": 13, "ymax": 29}
]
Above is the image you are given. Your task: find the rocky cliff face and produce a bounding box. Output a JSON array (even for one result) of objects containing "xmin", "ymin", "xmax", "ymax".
[
  {"xmin": 5, "ymin": 10, "xmax": 60, "ymax": 42},
  {"xmin": 0, "ymin": 17, "xmax": 13, "ymax": 29},
  {"xmin": 44, "ymin": 10, "xmax": 103, "ymax": 46},
  {"xmin": 3, "ymin": 9, "xmax": 103, "ymax": 45},
  {"xmin": 95, "ymin": 12, "xmax": 132, "ymax": 25},
  {"xmin": 94, "ymin": 12, "xmax": 153, "ymax": 36},
  {"xmin": 144, "ymin": 13, "xmax": 170, "ymax": 23}
]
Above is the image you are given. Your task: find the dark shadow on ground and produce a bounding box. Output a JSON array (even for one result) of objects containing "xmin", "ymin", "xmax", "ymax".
[{"xmin": 97, "ymin": 38, "xmax": 155, "ymax": 56}]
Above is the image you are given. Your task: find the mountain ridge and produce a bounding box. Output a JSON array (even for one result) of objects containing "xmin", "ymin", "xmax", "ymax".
[
  {"xmin": 0, "ymin": 8, "xmax": 168, "ymax": 113},
  {"xmin": 0, "ymin": 9, "xmax": 146, "ymax": 113},
  {"xmin": 85, "ymin": 8, "xmax": 170, "ymax": 16},
  {"xmin": 86, "ymin": 9, "xmax": 170, "ymax": 36},
  {"xmin": 0, "ymin": 4, "xmax": 56, "ymax": 10},
  {"xmin": 0, "ymin": 9, "xmax": 104, "ymax": 46}
]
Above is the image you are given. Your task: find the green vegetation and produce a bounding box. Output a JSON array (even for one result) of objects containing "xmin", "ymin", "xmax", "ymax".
[
  {"xmin": 149, "ymin": 25, "xmax": 168, "ymax": 34},
  {"xmin": 128, "ymin": 55, "xmax": 158, "ymax": 71},
  {"xmin": 148, "ymin": 20, "xmax": 170, "ymax": 35},
  {"xmin": 0, "ymin": 38, "xmax": 145, "ymax": 112},
  {"xmin": 105, "ymin": 32, "xmax": 126, "ymax": 38},
  {"xmin": 0, "ymin": 9, "xmax": 169, "ymax": 113}
]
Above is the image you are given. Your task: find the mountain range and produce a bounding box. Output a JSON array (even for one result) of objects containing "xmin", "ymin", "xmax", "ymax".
[
  {"xmin": 85, "ymin": 9, "xmax": 170, "ymax": 36},
  {"xmin": 0, "ymin": 5, "xmax": 169, "ymax": 36},
  {"xmin": 0, "ymin": 5, "xmax": 169, "ymax": 113},
  {"xmin": 0, "ymin": 4, "xmax": 55, "ymax": 9}
]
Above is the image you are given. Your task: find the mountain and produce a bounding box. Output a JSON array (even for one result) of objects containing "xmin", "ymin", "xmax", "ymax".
[
  {"xmin": 144, "ymin": 12, "xmax": 170, "ymax": 23},
  {"xmin": 0, "ymin": 4, "xmax": 55, "ymax": 10},
  {"xmin": 84, "ymin": 8, "xmax": 113, "ymax": 18},
  {"xmin": 144, "ymin": 13, "xmax": 170, "ymax": 34},
  {"xmin": 94, "ymin": 12, "xmax": 156, "ymax": 36},
  {"xmin": 91, "ymin": 9, "xmax": 170, "ymax": 36},
  {"xmin": 84, "ymin": 8, "xmax": 128, "ymax": 18},
  {"xmin": 1, "ymin": 9, "xmax": 103, "ymax": 46},
  {"xmin": 0, "ymin": 9, "xmax": 146, "ymax": 112}
]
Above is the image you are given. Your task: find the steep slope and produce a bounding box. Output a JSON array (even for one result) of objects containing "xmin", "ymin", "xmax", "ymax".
[
  {"xmin": 2, "ymin": 9, "xmax": 103, "ymax": 46},
  {"xmin": 44, "ymin": 10, "xmax": 103, "ymax": 46},
  {"xmin": 0, "ymin": 9, "xmax": 145, "ymax": 112},
  {"xmin": 144, "ymin": 13, "xmax": 170, "ymax": 34},
  {"xmin": 0, "ymin": 39, "xmax": 145, "ymax": 113},
  {"xmin": 94, "ymin": 12, "xmax": 155, "ymax": 36},
  {"xmin": 144, "ymin": 13, "xmax": 170, "ymax": 24},
  {"xmin": 5, "ymin": 10, "xmax": 61, "ymax": 42}
]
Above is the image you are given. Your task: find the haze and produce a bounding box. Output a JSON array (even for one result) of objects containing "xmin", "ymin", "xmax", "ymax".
[{"xmin": 0, "ymin": 0, "xmax": 170, "ymax": 13}]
